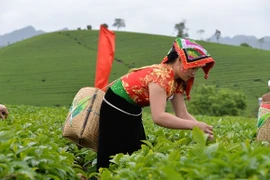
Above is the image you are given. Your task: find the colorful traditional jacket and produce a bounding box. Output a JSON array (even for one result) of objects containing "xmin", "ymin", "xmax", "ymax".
[{"xmin": 121, "ymin": 64, "xmax": 185, "ymax": 107}]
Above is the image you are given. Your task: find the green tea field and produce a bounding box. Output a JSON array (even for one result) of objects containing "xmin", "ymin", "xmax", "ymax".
[{"xmin": 1, "ymin": 105, "xmax": 269, "ymax": 179}]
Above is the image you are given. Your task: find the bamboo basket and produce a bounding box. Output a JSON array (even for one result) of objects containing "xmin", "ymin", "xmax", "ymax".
[
  {"xmin": 62, "ymin": 87, "xmax": 105, "ymax": 152},
  {"xmin": 257, "ymin": 102, "xmax": 270, "ymax": 141}
]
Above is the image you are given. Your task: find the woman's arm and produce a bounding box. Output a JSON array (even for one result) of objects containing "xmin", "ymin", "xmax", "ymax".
[
  {"xmin": 148, "ymin": 82, "xmax": 213, "ymax": 135},
  {"xmin": 171, "ymin": 93, "xmax": 197, "ymax": 121}
]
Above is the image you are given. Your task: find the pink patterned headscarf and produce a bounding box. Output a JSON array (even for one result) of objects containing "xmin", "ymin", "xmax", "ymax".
[{"xmin": 162, "ymin": 38, "xmax": 215, "ymax": 100}]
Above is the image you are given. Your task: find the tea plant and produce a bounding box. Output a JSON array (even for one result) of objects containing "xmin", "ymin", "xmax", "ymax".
[{"xmin": 1, "ymin": 105, "xmax": 269, "ymax": 179}]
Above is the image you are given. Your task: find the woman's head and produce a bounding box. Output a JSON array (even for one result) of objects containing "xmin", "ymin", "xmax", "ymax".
[
  {"xmin": 262, "ymin": 93, "xmax": 270, "ymax": 102},
  {"xmin": 162, "ymin": 38, "xmax": 215, "ymax": 100},
  {"xmin": 164, "ymin": 47, "xmax": 200, "ymax": 81},
  {"xmin": 162, "ymin": 38, "xmax": 215, "ymax": 77}
]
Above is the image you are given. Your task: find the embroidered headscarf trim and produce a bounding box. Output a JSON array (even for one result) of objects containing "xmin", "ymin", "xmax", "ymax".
[{"xmin": 161, "ymin": 38, "xmax": 215, "ymax": 100}]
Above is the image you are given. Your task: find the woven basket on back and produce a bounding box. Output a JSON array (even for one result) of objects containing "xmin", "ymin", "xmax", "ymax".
[
  {"xmin": 62, "ymin": 87, "xmax": 105, "ymax": 152},
  {"xmin": 257, "ymin": 102, "xmax": 270, "ymax": 141}
]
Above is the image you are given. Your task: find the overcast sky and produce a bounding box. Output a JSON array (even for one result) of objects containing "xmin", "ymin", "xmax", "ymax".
[{"xmin": 1, "ymin": 0, "xmax": 269, "ymax": 39}]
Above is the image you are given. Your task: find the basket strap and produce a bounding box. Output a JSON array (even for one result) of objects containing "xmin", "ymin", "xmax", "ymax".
[
  {"xmin": 101, "ymin": 78, "xmax": 119, "ymax": 92},
  {"xmin": 103, "ymin": 96, "xmax": 142, "ymax": 116},
  {"xmin": 79, "ymin": 89, "xmax": 99, "ymax": 139}
]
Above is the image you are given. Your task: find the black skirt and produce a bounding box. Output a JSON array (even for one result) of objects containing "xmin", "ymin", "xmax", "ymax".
[{"xmin": 97, "ymin": 88, "xmax": 146, "ymax": 170}]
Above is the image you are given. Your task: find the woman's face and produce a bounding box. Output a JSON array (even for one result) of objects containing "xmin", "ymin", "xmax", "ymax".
[
  {"xmin": 176, "ymin": 59, "xmax": 199, "ymax": 81},
  {"xmin": 179, "ymin": 67, "xmax": 199, "ymax": 81},
  {"xmin": 172, "ymin": 58, "xmax": 200, "ymax": 81}
]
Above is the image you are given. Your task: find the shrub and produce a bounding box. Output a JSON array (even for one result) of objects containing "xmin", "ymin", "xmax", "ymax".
[{"xmin": 187, "ymin": 84, "xmax": 247, "ymax": 116}]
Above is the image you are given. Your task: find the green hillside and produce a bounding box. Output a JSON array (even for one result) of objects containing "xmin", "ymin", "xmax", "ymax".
[{"xmin": 0, "ymin": 30, "xmax": 269, "ymax": 116}]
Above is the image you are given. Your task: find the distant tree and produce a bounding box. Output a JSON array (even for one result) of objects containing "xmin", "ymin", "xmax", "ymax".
[
  {"xmin": 196, "ymin": 29, "xmax": 205, "ymax": 40},
  {"xmin": 101, "ymin": 23, "xmax": 109, "ymax": 29},
  {"xmin": 77, "ymin": 27, "xmax": 81, "ymax": 30},
  {"xmin": 86, "ymin": 25, "xmax": 92, "ymax": 30},
  {"xmin": 258, "ymin": 38, "xmax": 264, "ymax": 49},
  {"xmin": 215, "ymin": 29, "xmax": 221, "ymax": 43},
  {"xmin": 112, "ymin": 18, "xmax": 126, "ymax": 30},
  {"xmin": 240, "ymin": 42, "xmax": 252, "ymax": 48},
  {"xmin": 174, "ymin": 20, "xmax": 188, "ymax": 38}
]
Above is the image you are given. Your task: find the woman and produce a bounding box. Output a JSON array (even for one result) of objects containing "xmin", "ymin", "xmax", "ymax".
[
  {"xmin": 0, "ymin": 104, "xmax": 9, "ymax": 119},
  {"xmin": 97, "ymin": 38, "xmax": 215, "ymax": 170},
  {"xmin": 257, "ymin": 81, "xmax": 270, "ymax": 141}
]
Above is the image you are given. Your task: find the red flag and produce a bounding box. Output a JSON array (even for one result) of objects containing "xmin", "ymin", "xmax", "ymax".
[{"xmin": 94, "ymin": 25, "xmax": 115, "ymax": 90}]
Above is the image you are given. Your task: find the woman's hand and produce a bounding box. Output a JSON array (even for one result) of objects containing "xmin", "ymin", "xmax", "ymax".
[
  {"xmin": 196, "ymin": 121, "xmax": 214, "ymax": 140},
  {"xmin": 0, "ymin": 104, "xmax": 9, "ymax": 120}
]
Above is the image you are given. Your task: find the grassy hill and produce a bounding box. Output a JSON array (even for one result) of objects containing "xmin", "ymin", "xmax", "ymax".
[{"xmin": 0, "ymin": 30, "xmax": 269, "ymax": 116}]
